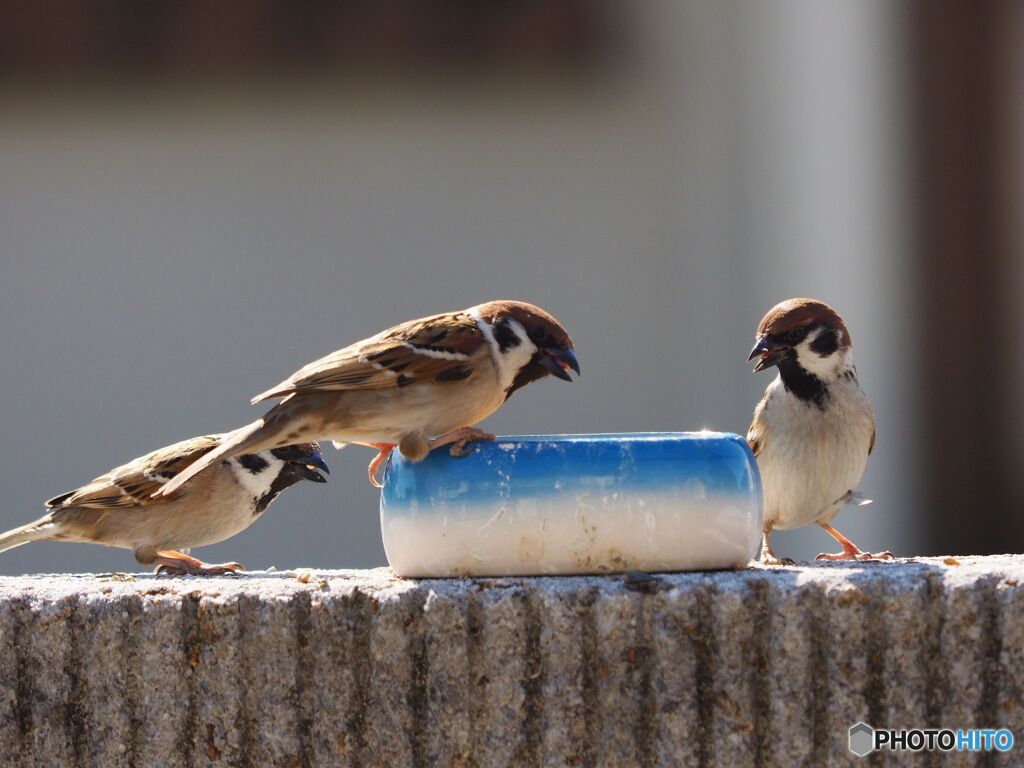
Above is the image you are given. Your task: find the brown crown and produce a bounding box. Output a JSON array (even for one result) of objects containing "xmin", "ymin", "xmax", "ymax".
[
  {"xmin": 477, "ymin": 300, "xmax": 574, "ymax": 349},
  {"xmin": 756, "ymin": 298, "xmax": 851, "ymax": 347}
]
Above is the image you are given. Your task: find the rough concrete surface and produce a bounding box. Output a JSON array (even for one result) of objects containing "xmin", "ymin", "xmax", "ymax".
[{"xmin": 0, "ymin": 556, "xmax": 1021, "ymax": 767}]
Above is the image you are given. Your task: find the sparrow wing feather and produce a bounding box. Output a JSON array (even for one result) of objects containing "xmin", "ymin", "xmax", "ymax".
[
  {"xmin": 251, "ymin": 312, "xmax": 487, "ymax": 403},
  {"xmin": 746, "ymin": 391, "xmax": 769, "ymax": 458},
  {"xmin": 45, "ymin": 435, "xmax": 222, "ymax": 510}
]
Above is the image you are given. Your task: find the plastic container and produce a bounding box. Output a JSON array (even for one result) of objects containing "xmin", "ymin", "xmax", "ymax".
[{"xmin": 379, "ymin": 432, "xmax": 762, "ymax": 578}]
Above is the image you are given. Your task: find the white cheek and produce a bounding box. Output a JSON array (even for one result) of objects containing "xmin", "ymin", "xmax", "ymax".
[
  {"xmin": 227, "ymin": 454, "xmax": 283, "ymax": 500},
  {"xmin": 500, "ymin": 320, "xmax": 539, "ymax": 389},
  {"xmin": 795, "ymin": 333, "xmax": 847, "ymax": 380}
]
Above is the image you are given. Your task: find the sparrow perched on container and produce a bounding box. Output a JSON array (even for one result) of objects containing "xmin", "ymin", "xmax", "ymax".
[
  {"xmin": 745, "ymin": 298, "xmax": 892, "ymax": 564},
  {"xmin": 157, "ymin": 300, "xmax": 579, "ymax": 495},
  {"xmin": 0, "ymin": 436, "xmax": 329, "ymax": 574}
]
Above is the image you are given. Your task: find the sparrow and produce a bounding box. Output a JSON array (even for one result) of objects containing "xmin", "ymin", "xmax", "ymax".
[
  {"xmin": 0, "ymin": 435, "xmax": 329, "ymax": 575},
  {"xmin": 156, "ymin": 300, "xmax": 579, "ymax": 495},
  {"xmin": 745, "ymin": 298, "xmax": 892, "ymax": 564}
]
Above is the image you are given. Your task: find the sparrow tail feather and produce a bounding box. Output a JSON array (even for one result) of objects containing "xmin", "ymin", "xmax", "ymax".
[
  {"xmin": 0, "ymin": 516, "xmax": 56, "ymax": 554},
  {"xmin": 838, "ymin": 490, "xmax": 874, "ymax": 507}
]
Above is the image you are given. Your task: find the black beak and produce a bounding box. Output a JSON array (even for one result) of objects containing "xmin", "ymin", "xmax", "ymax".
[
  {"xmin": 289, "ymin": 452, "xmax": 330, "ymax": 483},
  {"xmin": 539, "ymin": 347, "xmax": 580, "ymax": 381},
  {"xmin": 748, "ymin": 335, "xmax": 790, "ymax": 373}
]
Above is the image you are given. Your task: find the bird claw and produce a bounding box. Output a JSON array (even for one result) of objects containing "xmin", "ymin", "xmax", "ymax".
[
  {"xmin": 157, "ymin": 561, "xmax": 245, "ymax": 576},
  {"xmin": 449, "ymin": 439, "xmax": 475, "ymax": 458},
  {"xmin": 430, "ymin": 427, "xmax": 496, "ymax": 458},
  {"xmin": 366, "ymin": 443, "xmax": 396, "ymax": 488},
  {"xmin": 757, "ymin": 532, "xmax": 793, "ymax": 566},
  {"xmin": 759, "ymin": 554, "xmax": 795, "ymax": 566},
  {"xmin": 815, "ymin": 550, "xmax": 894, "ymax": 562}
]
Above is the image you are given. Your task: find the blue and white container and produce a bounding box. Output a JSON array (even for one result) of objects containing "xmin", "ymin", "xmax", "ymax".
[{"xmin": 379, "ymin": 432, "xmax": 763, "ymax": 577}]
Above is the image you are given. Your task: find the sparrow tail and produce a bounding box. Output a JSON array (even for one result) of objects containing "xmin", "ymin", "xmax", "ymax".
[
  {"xmin": 837, "ymin": 490, "xmax": 874, "ymax": 507},
  {"xmin": 0, "ymin": 516, "xmax": 57, "ymax": 554},
  {"xmin": 154, "ymin": 416, "xmax": 293, "ymax": 498}
]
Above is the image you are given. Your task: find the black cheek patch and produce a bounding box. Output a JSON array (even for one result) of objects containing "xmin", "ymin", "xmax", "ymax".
[
  {"xmin": 493, "ymin": 321, "xmax": 521, "ymax": 352},
  {"xmin": 810, "ymin": 328, "xmax": 839, "ymax": 357},
  {"xmin": 238, "ymin": 454, "xmax": 270, "ymax": 474}
]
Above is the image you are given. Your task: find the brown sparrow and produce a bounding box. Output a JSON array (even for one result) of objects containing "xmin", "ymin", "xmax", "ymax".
[
  {"xmin": 157, "ymin": 300, "xmax": 579, "ymax": 495},
  {"xmin": 746, "ymin": 298, "xmax": 892, "ymax": 564},
  {"xmin": 0, "ymin": 435, "xmax": 328, "ymax": 575}
]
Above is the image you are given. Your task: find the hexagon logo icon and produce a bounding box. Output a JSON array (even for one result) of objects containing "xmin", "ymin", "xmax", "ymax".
[{"xmin": 849, "ymin": 722, "xmax": 875, "ymax": 757}]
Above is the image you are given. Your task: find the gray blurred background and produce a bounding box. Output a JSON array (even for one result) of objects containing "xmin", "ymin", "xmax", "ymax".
[{"xmin": 0, "ymin": 1, "xmax": 1020, "ymax": 574}]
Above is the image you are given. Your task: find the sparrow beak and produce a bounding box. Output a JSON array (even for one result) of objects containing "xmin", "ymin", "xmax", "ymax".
[
  {"xmin": 290, "ymin": 451, "xmax": 330, "ymax": 483},
  {"xmin": 748, "ymin": 335, "xmax": 790, "ymax": 373},
  {"xmin": 539, "ymin": 347, "xmax": 581, "ymax": 381}
]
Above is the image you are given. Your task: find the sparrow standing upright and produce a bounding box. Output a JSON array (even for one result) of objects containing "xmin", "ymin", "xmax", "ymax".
[
  {"xmin": 157, "ymin": 300, "xmax": 579, "ymax": 495},
  {"xmin": 745, "ymin": 298, "xmax": 892, "ymax": 563},
  {"xmin": 0, "ymin": 436, "xmax": 329, "ymax": 574}
]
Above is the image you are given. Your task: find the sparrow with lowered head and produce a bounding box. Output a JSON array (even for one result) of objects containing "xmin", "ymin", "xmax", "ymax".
[
  {"xmin": 0, "ymin": 435, "xmax": 329, "ymax": 574},
  {"xmin": 157, "ymin": 300, "xmax": 579, "ymax": 495},
  {"xmin": 746, "ymin": 298, "xmax": 892, "ymax": 563}
]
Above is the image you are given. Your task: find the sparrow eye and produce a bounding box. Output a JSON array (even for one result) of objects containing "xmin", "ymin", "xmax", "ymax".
[{"xmin": 787, "ymin": 327, "xmax": 806, "ymax": 342}]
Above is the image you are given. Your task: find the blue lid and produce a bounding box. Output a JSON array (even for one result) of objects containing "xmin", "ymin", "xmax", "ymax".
[{"xmin": 381, "ymin": 431, "xmax": 760, "ymax": 509}]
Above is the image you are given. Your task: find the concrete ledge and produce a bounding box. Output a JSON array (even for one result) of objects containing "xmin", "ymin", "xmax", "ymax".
[{"xmin": 0, "ymin": 556, "xmax": 1021, "ymax": 767}]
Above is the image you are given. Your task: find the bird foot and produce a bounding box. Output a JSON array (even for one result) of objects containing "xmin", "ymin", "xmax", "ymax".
[
  {"xmin": 430, "ymin": 427, "xmax": 496, "ymax": 458},
  {"xmin": 815, "ymin": 523, "xmax": 894, "ymax": 562},
  {"xmin": 757, "ymin": 530, "xmax": 793, "ymax": 566},
  {"xmin": 367, "ymin": 443, "xmax": 397, "ymax": 488},
  {"xmin": 759, "ymin": 554, "xmax": 795, "ymax": 566},
  {"xmin": 815, "ymin": 549, "xmax": 894, "ymax": 562},
  {"xmin": 156, "ymin": 561, "xmax": 245, "ymax": 576},
  {"xmin": 153, "ymin": 550, "xmax": 245, "ymax": 576}
]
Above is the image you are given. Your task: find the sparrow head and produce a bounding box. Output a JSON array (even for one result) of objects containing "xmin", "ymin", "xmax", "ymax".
[
  {"xmin": 230, "ymin": 442, "xmax": 329, "ymax": 515},
  {"xmin": 475, "ymin": 300, "xmax": 580, "ymax": 398},
  {"xmin": 268, "ymin": 442, "xmax": 330, "ymax": 484},
  {"xmin": 226, "ymin": 442, "xmax": 328, "ymax": 514},
  {"xmin": 748, "ymin": 298, "xmax": 853, "ymax": 382}
]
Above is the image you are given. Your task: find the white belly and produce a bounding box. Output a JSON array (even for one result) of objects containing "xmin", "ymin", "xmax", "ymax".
[{"xmin": 755, "ymin": 378, "xmax": 874, "ymax": 531}]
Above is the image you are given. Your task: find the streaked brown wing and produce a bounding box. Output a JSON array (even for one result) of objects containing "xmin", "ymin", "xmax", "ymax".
[
  {"xmin": 45, "ymin": 435, "xmax": 223, "ymax": 510},
  {"xmin": 746, "ymin": 391, "xmax": 769, "ymax": 458},
  {"xmin": 251, "ymin": 311, "xmax": 487, "ymax": 403},
  {"xmin": 747, "ymin": 427, "xmax": 764, "ymax": 458}
]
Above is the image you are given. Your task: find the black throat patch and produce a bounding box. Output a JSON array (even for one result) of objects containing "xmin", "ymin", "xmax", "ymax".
[
  {"xmin": 254, "ymin": 472, "xmax": 301, "ymax": 516},
  {"xmin": 504, "ymin": 355, "xmax": 547, "ymax": 401},
  {"xmin": 777, "ymin": 357, "xmax": 829, "ymax": 409}
]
